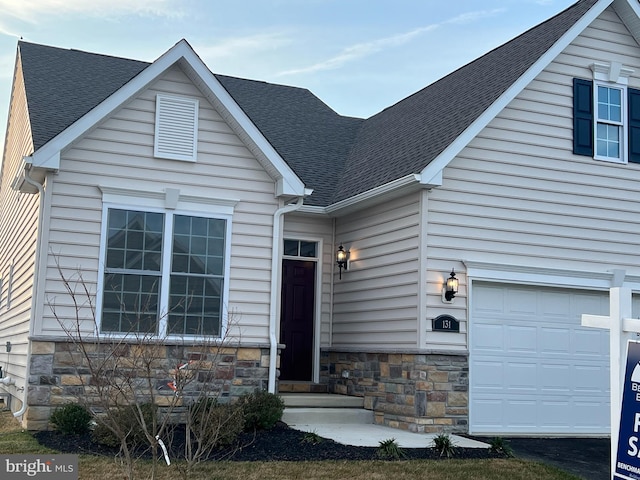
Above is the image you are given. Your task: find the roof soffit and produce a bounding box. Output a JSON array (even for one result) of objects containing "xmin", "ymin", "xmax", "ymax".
[{"xmin": 613, "ymin": 0, "xmax": 640, "ymax": 46}]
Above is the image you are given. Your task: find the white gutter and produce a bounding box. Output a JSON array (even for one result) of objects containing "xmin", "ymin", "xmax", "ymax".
[
  {"xmin": 268, "ymin": 197, "xmax": 304, "ymax": 393},
  {"xmin": 13, "ymin": 164, "xmax": 45, "ymax": 419}
]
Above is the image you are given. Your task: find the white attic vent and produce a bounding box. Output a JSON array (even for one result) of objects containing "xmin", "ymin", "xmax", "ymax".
[{"xmin": 154, "ymin": 94, "xmax": 199, "ymax": 162}]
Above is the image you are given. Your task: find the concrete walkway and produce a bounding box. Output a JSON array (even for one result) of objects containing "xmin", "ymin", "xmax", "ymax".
[{"xmin": 288, "ymin": 422, "xmax": 489, "ymax": 448}]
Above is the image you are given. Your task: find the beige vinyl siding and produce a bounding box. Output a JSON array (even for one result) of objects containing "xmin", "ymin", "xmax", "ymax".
[
  {"xmin": 333, "ymin": 193, "xmax": 421, "ymax": 348},
  {"xmin": 426, "ymin": 7, "xmax": 640, "ymax": 347},
  {"xmin": 283, "ymin": 212, "xmax": 333, "ymax": 346},
  {"xmin": 39, "ymin": 65, "xmax": 279, "ymax": 344},
  {"xmin": 0, "ymin": 58, "xmax": 38, "ymax": 397}
]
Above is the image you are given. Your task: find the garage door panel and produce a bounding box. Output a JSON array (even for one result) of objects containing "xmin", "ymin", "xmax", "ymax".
[
  {"xmin": 507, "ymin": 325, "xmax": 537, "ymax": 352},
  {"xmin": 540, "ymin": 327, "xmax": 571, "ymax": 355},
  {"xmin": 472, "ymin": 398, "xmax": 504, "ymax": 429},
  {"xmin": 474, "ymin": 285, "xmax": 505, "ymax": 311},
  {"xmin": 574, "ymin": 329, "xmax": 606, "ymax": 356},
  {"xmin": 505, "ymin": 362, "xmax": 537, "ymax": 390},
  {"xmin": 473, "ymin": 323, "xmax": 504, "ymax": 351},
  {"xmin": 573, "ymin": 400, "xmax": 609, "ymax": 427},
  {"xmin": 540, "ymin": 363, "xmax": 571, "ymax": 392},
  {"xmin": 506, "ymin": 290, "xmax": 537, "ymax": 315},
  {"xmin": 504, "ymin": 400, "xmax": 537, "ymax": 428},
  {"xmin": 540, "ymin": 400, "xmax": 572, "ymax": 428},
  {"xmin": 573, "ymin": 364, "xmax": 608, "ymax": 394},
  {"xmin": 471, "ymin": 283, "xmax": 612, "ymax": 435},
  {"xmin": 473, "ymin": 360, "xmax": 504, "ymax": 389},
  {"xmin": 540, "ymin": 292, "xmax": 573, "ymax": 318}
]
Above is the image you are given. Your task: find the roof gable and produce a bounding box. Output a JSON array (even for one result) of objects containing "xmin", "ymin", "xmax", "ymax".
[{"xmin": 19, "ymin": 40, "xmax": 307, "ymax": 197}]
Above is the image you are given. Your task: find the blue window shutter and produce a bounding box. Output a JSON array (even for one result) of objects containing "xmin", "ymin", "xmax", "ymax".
[
  {"xmin": 573, "ymin": 78, "xmax": 593, "ymax": 156},
  {"xmin": 628, "ymin": 87, "xmax": 640, "ymax": 163}
]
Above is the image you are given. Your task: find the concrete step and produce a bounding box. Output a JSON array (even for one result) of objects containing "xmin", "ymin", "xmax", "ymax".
[
  {"xmin": 281, "ymin": 394, "xmax": 372, "ymax": 425},
  {"xmin": 281, "ymin": 393, "xmax": 364, "ymax": 408},
  {"xmin": 278, "ymin": 382, "xmax": 328, "ymax": 393},
  {"xmin": 282, "ymin": 407, "xmax": 374, "ymax": 425}
]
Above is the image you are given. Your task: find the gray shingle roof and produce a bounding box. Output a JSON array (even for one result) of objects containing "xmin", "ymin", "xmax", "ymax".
[
  {"xmin": 17, "ymin": 41, "xmax": 362, "ymax": 207},
  {"xmin": 19, "ymin": 42, "xmax": 149, "ymax": 151},
  {"xmin": 331, "ymin": 0, "xmax": 600, "ymax": 203},
  {"xmin": 215, "ymin": 75, "xmax": 363, "ymax": 206},
  {"xmin": 16, "ymin": 0, "xmax": 599, "ymax": 208}
]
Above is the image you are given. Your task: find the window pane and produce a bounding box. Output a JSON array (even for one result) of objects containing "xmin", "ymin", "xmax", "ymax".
[
  {"xmin": 173, "ymin": 234, "xmax": 190, "ymax": 256},
  {"xmin": 172, "ymin": 216, "xmax": 225, "ymax": 276},
  {"xmin": 206, "ymin": 257, "xmax": 224, "ymax": 276},
  {"xmin": 108, "ymin": 209, "xmax": 128, "ymax": 230},
  {"xmin": 300, "ymin": 241, "xmax": 317, "ymax": 257},
  {"xmin": 208, "ymin": 220, "xmax": 225, "ymax": 237},
  {"xmin": 596, "ymin": 123, "xmax": 620, "ymax": 158},
  {"xmin": 190, "ymin": 254, "xmax": 206, "ymax": 274},
  {"xmin": 101, "ymin": 273, "xmax": 159, "ymax": 333},
  {"xmin": 106, "ymin": 209, "xmax": 163, "ymax": 272},
  {"xmin": 283, "ymin": 240, "xmax": 298, "ymax": 256},
  {"xmin": 611, "ymin": 105, "xmax": 621, "ymax": 123},
  {"xmin": 597, "ymin": 86, "xmax": 622, "ymax": 122},
  {"xmin": 168, "ymin": 274, "xmax": 221, "ymax": 336},
  {"xmin": 172, "ymin": 253, "xmax": 189, "ymax": 273},
  {"xmin": 191, "ymin": 216, "xmax": 208, "ymax": 236},
  {"xmin": 174, "ymin": 215, "xmax": 191, "ymax": 235},
  {"xmin": 191, "ymin": 236, "xmax": 207, "ymax": 256}
]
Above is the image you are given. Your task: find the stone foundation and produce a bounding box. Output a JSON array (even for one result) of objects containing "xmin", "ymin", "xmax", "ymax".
[
  {"xmin": 24, "ymin": 339, "xmax": 273, "ymax": 430},
  {"xmin": 320, "ymin": 349, "xmax": 468, "ymax": 433}
]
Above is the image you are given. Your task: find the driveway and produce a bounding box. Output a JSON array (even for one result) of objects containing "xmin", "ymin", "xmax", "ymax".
[{"xmin": 505, "ymin": 437, "xmax": 610, "ymax": 480}]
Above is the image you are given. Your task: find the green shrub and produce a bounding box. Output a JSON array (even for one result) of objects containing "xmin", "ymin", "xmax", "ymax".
[
  {"xmin": 49, "ymin": 404, "xmax": 92, "ymax": 435},
  {"xmin": 91, "ymin": 403, "xmax": 157, "ymax": 448},
  {"xmin": 189, "ymin": 397, "xmax": 244, "ymax": 447},
  {"xmin": 300, "ymin": 430, "xmax": 323, "ymax": 445},
  {"xmin": 489, "ymin": 436, "xmax": 514, "ymax": 457},
  {"xmin": 377, "ymin": 437, "xmax": 406, "ymax": 459},
  {"xmin": 237, "ymin": 390, "xmax": 284, "ymax": 431},
  {"xmin": 432, "ymin": 433, "xmax": 457, "ymax": 458}
]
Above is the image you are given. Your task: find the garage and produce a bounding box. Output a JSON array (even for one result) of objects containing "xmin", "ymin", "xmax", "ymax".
[{"xmin": 469, "ymin": 282, "xmax": 612, "ymax": 435}]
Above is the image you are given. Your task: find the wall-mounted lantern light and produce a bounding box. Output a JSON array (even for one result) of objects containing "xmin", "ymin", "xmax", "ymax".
[
  {"xmin": 336, "ymin": 245, "xmax": 348, "ymax": 279},
  {"xmin": 443, "ymin": 269, "xmax": 459, "ymax": 302}
]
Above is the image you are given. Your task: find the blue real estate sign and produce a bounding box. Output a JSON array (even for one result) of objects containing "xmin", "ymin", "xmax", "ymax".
[{"xmin": 616, "ymin": 341, "xmax": 640, "ymax": 479}]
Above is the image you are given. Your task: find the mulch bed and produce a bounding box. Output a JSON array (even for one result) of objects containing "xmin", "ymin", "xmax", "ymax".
[{"xmin": 34, "ymin": 422, "xmax": 505, "ymax": 462}]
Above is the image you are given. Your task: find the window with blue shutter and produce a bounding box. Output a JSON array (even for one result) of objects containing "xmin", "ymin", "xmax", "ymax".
[
  {"xmin": 628, "ymin": 87, "xmax": 640, "ymax": 163},
  {"xmin": 573, "ymin": 78, "xmax": 593, "ymax": 156},
  {"xmin": 574, "ymin": 78, "xmax": 640, "ymax": 164}
]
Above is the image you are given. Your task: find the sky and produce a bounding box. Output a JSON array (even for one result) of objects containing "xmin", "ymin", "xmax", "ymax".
[{"xmin": 0, "ymin": 0, "xmax": 578, "ymax": 145}]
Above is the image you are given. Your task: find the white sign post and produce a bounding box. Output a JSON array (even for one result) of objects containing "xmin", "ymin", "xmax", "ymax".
[{"xmin": 582, "ymin": 285, "xmax": 640, "ymax": 479}]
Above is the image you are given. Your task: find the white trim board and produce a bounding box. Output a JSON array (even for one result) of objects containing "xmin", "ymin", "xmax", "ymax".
[{"xmin": 464, "ymin": 261, "xmax": 640, "ymax": 291}]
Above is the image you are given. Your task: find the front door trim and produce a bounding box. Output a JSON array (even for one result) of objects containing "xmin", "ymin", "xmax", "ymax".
[{"xmin": 281, "ymin": 237, "xmax": 323, "ymax": 383}]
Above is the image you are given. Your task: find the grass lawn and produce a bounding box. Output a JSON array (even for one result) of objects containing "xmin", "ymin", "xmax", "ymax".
[{"xmin": 0, "ymin": 410, "xmax": 580, "ymax": 480}]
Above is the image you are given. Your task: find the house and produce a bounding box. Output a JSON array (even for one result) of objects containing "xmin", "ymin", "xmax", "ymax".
[{"xmin": 1, "ymin": 0, "xmax": 640, "ymax": 435}]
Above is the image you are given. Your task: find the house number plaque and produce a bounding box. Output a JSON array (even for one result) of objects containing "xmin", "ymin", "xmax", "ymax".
[{"xmin": 432, "ymin": 314, "xmax": 460, "ymax": 333}]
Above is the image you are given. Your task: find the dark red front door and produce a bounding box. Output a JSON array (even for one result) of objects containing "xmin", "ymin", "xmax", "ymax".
[{"xmin": 279, "ymin": 259, "xmax": 315, "ymax": 381}]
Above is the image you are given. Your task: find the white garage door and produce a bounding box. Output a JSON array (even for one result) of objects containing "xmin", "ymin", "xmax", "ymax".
[{"xmin": 470, "ymin": 283, "xmax": 612, "ymax": 435}]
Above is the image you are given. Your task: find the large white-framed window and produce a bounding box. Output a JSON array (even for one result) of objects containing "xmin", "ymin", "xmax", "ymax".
[
  {"xmin": 97, "ymin": 200, "xmax": 232, "ymax": 338},
  {"xmin": 594, "ymin": 82, "xmax": 626, "ymax": 163}
]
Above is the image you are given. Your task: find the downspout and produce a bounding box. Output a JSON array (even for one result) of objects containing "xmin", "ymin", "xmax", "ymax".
[
  {"xmin": 13, "ymin": 164, "xmax": 45, "ymax": 419},
  {"xmin": 268, "ymin": 197, "xmax": 304, "ymax": 393}
]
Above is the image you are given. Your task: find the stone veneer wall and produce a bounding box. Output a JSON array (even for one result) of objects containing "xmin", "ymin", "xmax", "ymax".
[
  {"xmin": 320, "ymin": 350, "xmax": 468, "ymax": 433},
  {"xmin": 24, "ymin": 340, "xmax": 273, "ymax": 430}
]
